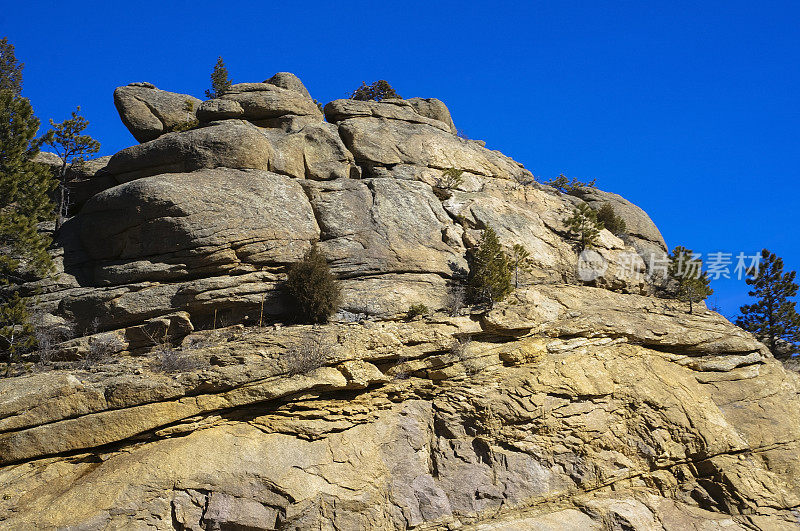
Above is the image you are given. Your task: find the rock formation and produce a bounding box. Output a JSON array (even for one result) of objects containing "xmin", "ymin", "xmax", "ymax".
[{"xmin": 1, "ymin": 73, "xmax": 798, "ymax": 530}]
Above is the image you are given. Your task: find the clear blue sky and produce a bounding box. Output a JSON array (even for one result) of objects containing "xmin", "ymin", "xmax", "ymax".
[{"xmin": 3, "ymin": 1, "xmax": 798, "ymax": 318}]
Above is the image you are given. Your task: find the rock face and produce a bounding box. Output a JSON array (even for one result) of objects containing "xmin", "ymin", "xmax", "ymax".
[
  {"xmin": 1, "ymin": 296, "xmax": 799, "ymax": 529},
  {"xmin": 6, "ymin": 72, "xmax": 800, "ymax": 530},
  {"xmin": 114, "ymin": 83, "xmax": 202, "ymax": 143},
  {"xmin": 406, "ymin": 96, "xmax": 458, "ymax": 134}
]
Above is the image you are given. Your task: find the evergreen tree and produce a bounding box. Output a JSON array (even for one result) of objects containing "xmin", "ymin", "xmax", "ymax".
[
  {"xmin": 349, "ymin": 80, "xmax": 400, "ymax": 101},
  {"xmin": 205, "ymin": 56, "xmax": 232, "ymax": 99},
  {"xmin": 510, "ymin": 243, "xmax": 531, "ymax": 289},
  {"xmin": 565, "ymin": 202, "xmax": 603, "ymax": 250},
  {"xmin": 42, "ymin": 107, "xmax": 100, "ymax": 229},
  {"xmin": 668, "ymin": 246, "xmax": 713, "ymax": 314},
  {"xmin": 0, "ymin": 292, "xmax": 35, "ymax": 374},
  {"xmin": 467, "ymin": 227, "xmax": 513, "ymax": 306},
  {"xmin": 736, "ymin": 249, "xmax": 800, "ymax": 358},
  {"xmin": 596, "ymin": 203, "xmax": 627, "ymax": 235},
  {"xmin": 0, "ymin": 37, "xmax": 56, "ymax": 370},
  {"xmin": 0, "ymin": 91, "xmax": 55, "ymax": 279},
  {"xmin": 0, "ymin": 37, "xmax": 23, "ymax": 95},
  {"xmin": 545, "ymin": 174, "xmax": 596, "ymax": 195}
]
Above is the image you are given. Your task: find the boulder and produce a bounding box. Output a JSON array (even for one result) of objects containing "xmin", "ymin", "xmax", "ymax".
[
  {"xmin": 195, "ymin": 98, "xmax": 244, "ymax": 122},
  {"xmin": 406, "ymin": 97, "xmax": 457, "ymax": 134},
  {"xmin": 324, "ymin": 98, "xmax": 452, "ymax": 132},
  {"xmin": 113, "ymin": 83, "xmax": 201, "ymax": 143},
  {"xmin": 264, "ymin": 71, "xmax": 312, "ymax": 99},
  {"xmin": 215, "ymin": 82, "xmax": 322, "ymax": 125},
  {"xmin": 100, "ymin": 119, "xmax": 356, "ymax": 182},
  {"xmin": 80, "ymin": 169, "xmax": 319, "ymax": 282},
  {"xmin": 101, "ymin": 120, "xmax": 274, "ymax": 183}
]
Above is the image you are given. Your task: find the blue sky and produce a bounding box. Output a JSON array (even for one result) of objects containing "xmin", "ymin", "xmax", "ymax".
[{"xmin": 3, "ymin": 1, "xmax": 798, "ymax": 318}]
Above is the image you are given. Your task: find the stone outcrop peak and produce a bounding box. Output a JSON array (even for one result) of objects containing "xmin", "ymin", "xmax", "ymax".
[{"xmin": 6, "ymin": 72, "xmax": 799, "ymax": 530}]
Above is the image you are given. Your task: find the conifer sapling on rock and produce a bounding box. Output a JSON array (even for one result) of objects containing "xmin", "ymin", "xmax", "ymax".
[
  {"xmin": 205, "ymin": 56, "xmax": 232, "ymax": 99},
  {"xmin": 467, "ymin": 227, "xmax": 513, "ymax": 307},
  {"xmin": 668, "ymin": 246, "xmax": 713, "ymax": 314},
  {"xmin": 565, "ymin": 202, "xmax": 603, "ymax": 250}
]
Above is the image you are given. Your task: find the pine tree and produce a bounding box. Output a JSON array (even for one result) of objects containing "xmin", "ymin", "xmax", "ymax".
[
  {"xmin": 565, "ymin": 202, "xmax": 603, "ymax": 250},
  {"xmin": 668, "ymin": 246, "xmax": 713, "ymax": 314},
  {"xmin": 0, "ymin": 37, "xmax": 23, "ymax": 95},
  {"xmin": 467, "ymin": 227, "xmax": 513, "ymax": 306},
  {"xmin": 349, "ymin": 80, "xmax": 400, "ymax": 101},
  {"xmin": 42, "ymin": 107, "xmax": 100, "ymax": 229},
  {"xmin": 0, "ymin": 37, "xmax": 56, "ymax": 370},
  {"xmin": 545, "ymin": 174, "xmax": 596, "ymax": 195},
  {"xmin": 205, "ymin": 56, "xmax": 232, "ymax": 99},
  {"xmin": 736, "ymin": 249, "xmax": 800, "ymax": 358},
  {"xmin": 596, "ymin": 203, "xmax": 627, "ymax": 235},
  {"xmin": 510, "ymin": 243, "xmax": 531, "ymax": 289},
  {"xmin": 0, "ymin": 292, "xmax": 35, "ymax": 373}
]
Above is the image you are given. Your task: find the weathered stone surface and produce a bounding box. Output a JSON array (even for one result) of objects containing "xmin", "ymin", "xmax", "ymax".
[
  {"xmin": 264, "ymin": 71, "xmax": 312, "ymax": 98},
  {"xmin": 335, "ymin": 116, "xmax": 533, "ymax": 182},
  {"xmin": 100, "ymin": 119, "xmax": 356, "ymax": 182},
  {"xmin": 570, "ymin": 186, "xmax": 669, "ymax": 263},
  {"xmin": 196, "ymin": 98, "xmax": 244, "ymax": 122},
  {"xmin": 80, "ymin": 169, "xmax": 319, "ymax": 280},
  {"xmin": 259, "ymin": 122, "xmax": 358, "ymax": 180},
  {"xmin": 302, "ymin": 177, "xmax": 466, "ymax": 278},
  {"xmin": 324, "ymin": 98, "xmax": 453, "ymax": 132},
  {"xmin": 101, "ymin": 120, "xmax": 274, "ymax": 183},
  {"xmin": 406, "ymin": 96, "xmax": 457, "ymax": 134},
  {"xmin": 443, "ymin": 181, "xmax": 648, "ymax": 292},
  {"xmin": 484, "ymin": 284, "xmax": 767, "ymax": 355},
  {"xmin": 114, "ymin": 83, "xmax": 201, "ymax": 143},
  {"xmin": 0, "ymin": 313, "xmax": 797, "ymax": 529},
  {"xmin": 218, "ymin": 82, "xmax": 322, "ymax": 123}
]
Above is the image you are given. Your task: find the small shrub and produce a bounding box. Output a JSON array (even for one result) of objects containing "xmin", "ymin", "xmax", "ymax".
[
  {"xmin": 83, "ymin": 333, "xmax": 124, "ymax": 369},
  {"xmin": 596, "ymin": 204, "xmax": 627, "ymax": 235},
  {"xmin": 313, "ymin": 99, "xmax": 324, "ymax": 113},
  {"xmin": 349, "ymin": 80, "xmax": 400, "ymax": 101},
  {"xmin": 467, "ymin": 227, "xmax": 513, "ymax": 306},
  {"xmin": 545, "ymin": 174, "xmax": 596, "ymax": 195},
  {"xmin": 286, "ymin": 244, "xmax": 342, "ymax": 324},
  {"xmin": 285, "ymin": 334, "xmax": 328, "ymax": 376},
  {"xmin": 183, "ymin": 99, "xmax": 195, "ymax": 112},
  {"xmin": 152, "ymin": 346, "xmax": 198, "ymax": 373},
  {"xmin": 405, "ymin": 304, "xmax": 429, "ymax": 320},
  {"xmin": 513, "ymin": 172, "xmax": 536, "ymax": 188},
  {"xmin": 169, "ymin": 118, "xmax": 200, "ymax": 132},
  {"xmin": 437, "ymin": 168, "xmax": 464, "ymax": 190},
  {"xmin": 450, "ymin": 336, "xmax": 479, "ymax": 375},
  {"xmin": 565, "ymin": 203, "xmax": 603, "ymax": 250},
  {"xmin": 445, "ymin": 285, "xmax": 466, "ymax": 316},
  {"xmin": 449, "ymin": 335, "xmax": 472, "ymax": 359}
]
